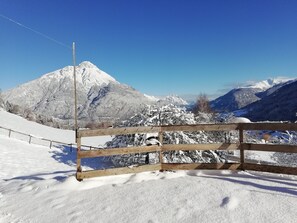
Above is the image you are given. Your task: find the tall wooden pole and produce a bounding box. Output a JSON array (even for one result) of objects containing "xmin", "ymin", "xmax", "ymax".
[
  {"xmin": 73, "ymin": 42, "xmax": 78, "ymax": 135},
  {"xmin": 73, "ymin": 42, "xmax": 82, "ymax": 180}
]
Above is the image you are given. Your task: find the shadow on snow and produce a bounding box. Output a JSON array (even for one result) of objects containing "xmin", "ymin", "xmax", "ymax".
[
  {"xmin": 189, "ymin": 171, "xmax": 297, "ymax": 197},
  {"xmin": 4, "ymin": 145, "xmax": 113, "ymax": 182}
]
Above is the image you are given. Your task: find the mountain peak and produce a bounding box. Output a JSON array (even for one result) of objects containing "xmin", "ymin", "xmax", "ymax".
[
  {"xmin": 78, "ymin": 61, "xmax": 97, "ymax": 69},
  {"xmin": 244, "ymin": 77, "xmax": 294, "ymax": 91}
]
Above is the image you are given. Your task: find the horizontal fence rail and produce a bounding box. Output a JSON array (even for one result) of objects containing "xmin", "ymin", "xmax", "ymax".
[
  {"xmin": 78, "ymin": 145, "xmax": 161, "ymax": 158},
  {"xmin": 76, "ymin": 123, "xmax": 297, "ymax": 181},
  {"xmin": 0, "ymin": 125, "xmax": 74, "ymax": 149},
  {"xmin": 161, "ymin": 143, "xmax": 239, "ymax": 151},
  {"xmin": 78, "ymin": 126, "xmax": 162, "ymax": 137}
]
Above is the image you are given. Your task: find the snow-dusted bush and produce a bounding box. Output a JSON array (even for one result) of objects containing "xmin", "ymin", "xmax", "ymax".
[
  {"xmin": 244, "ymin": 129, "xmax": 297, "ymax": 166},
  {"xmin": 105, "ymin": 105, "xmax": 229, "ymax": 167}
]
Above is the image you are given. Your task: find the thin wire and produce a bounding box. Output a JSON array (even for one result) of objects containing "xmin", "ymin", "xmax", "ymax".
[{"xmin": 0, "ymin": 13, "xmax": 71, "ymax": 50}]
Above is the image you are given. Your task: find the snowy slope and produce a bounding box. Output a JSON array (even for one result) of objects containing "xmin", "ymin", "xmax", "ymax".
[
  {"xmin": 0, "ymin": 109, "xmax": 112, "ymax": 147},
  {"xmin": 1, "ymin": 109, "xmax": 297, "ymax": 222}
]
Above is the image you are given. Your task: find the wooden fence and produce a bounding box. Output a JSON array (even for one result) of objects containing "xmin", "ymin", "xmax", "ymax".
[
  {"xmin": 76, "ymin": 123, "xmax": 297, "ymax": 181},
  {"xmin": 0, "ymin": 126, "xmax": 74, "ymax": 149},
  {"xmin": 0, "ymin": 125, "xmax": 98, "ymax": 151}
]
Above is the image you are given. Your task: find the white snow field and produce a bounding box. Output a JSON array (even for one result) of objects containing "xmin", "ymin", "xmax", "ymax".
[{"xmin": 1, "ymin": 110, "xmax": 297, "ymax": 223}]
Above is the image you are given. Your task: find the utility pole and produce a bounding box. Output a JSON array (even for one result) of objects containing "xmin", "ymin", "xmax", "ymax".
[{"xmin": 73, "ymin": 42, "xmax": 78, "ymax": 136}]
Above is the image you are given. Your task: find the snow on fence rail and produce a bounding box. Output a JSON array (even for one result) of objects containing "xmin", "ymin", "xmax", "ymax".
[{"xmin": 76, "ymin": 123, "xmax": 297, "ymax": 181}]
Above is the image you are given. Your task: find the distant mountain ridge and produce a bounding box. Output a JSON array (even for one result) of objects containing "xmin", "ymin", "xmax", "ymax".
[
  {"xmin": 244, "ymin": 80, "xmax": 297, "ymax": 122},
  {"xmin": 211, "ymin": 77, "xmax": 295, "ymax": 113},
  {"xmin": 211, "ymin": 77, "xmax": 297, "ymax": 122}
]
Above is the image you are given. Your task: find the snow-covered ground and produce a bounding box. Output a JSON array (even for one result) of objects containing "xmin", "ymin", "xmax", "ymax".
[
  {"xmin": 1, "ymin": 110, "xmax": 297, "ymax": 222},
  {"xmin": 0, "ymin": 109, "xmax": 112, "ymax": 147}
]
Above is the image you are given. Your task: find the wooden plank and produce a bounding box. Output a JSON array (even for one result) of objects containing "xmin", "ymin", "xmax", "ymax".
[
  {"xmin": 161, "ymin": 123, "xmax": 239, "ymax": 132},
  {"xmin": 244, "ymin": 163, "xmax": 297, "ymax": 175},
  {"xmin": 77, "ymin": 164, "xmax": 161, "ymax": 179},
  {"xmin": 242, "ymin": 143, "xmax": 297, "ymax": 153},
  {"xmin": 78, "ymin": 123, "xmax": 297, "ymax": 137},
  {"xmin": 239, "ymin": 122, "xmax": 297, "ymax": 131},
  {"xmin": 78, "ymin": 126, "xmax": 161, "ymax": 137},
  {"xmin": 78, "ymin": 145, "xmax": 161, "ymax": 158},
  {"xmin": 162, "ymin": 143, "xmax": 239, "ymax": 151},
  {"xmin": 162, "ymin": 163, "xmax": 242, "ymax": 170}
]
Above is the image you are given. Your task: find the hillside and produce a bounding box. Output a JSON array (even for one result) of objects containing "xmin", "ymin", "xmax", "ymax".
[
  {"xmin": 1, "ymin": 109, "xmax": 297, "ymax": 222},
  {"xmin": 211, "ymin": 88, "xmax": 261, "ymax": 112}
]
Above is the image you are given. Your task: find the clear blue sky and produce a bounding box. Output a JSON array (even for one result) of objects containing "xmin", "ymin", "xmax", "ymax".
[{"xmin": 1, "ymin": 0, "xmax": 297, "ymax": 98}]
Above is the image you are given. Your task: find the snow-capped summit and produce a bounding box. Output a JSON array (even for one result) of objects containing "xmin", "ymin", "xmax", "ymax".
[
  {"xmin": 76, "ymin": 61, "xmax": 118, "ymax": 89},
  {"xmin": 40, "ymin": 61, "xmax": 117, "ymax": 90},
  {"xmin": 78, "ymin": 61, "xmax": 97, "ymax": 69},
  {"xmin": 244, "ymin": 77, "xmax": 294, "ymax": 91}
]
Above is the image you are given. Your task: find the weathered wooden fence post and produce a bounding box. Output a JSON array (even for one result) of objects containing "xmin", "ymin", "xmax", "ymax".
[
  {"xmin": 8, "ymin": 129, "xmax": 11, "ymax": 138},
  {"xmin": 159, "ymin": 128, "xmax": 163, "ymax": 171},
  {"xmin": 29, "ymin": 135, "xmax": 32, "ymax": 144},
  {"xmin": 239, "ymin": 125, "xmax": 244, "ymax": 170},
  {"xmin": 76, "ymin": 132, "xmax": 82, "ymax": 181}
]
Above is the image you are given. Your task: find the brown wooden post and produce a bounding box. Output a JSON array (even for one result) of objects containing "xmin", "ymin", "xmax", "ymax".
[
  {"xmin": 159, "ymin": 129, "xmax": 163, "ymax": 171},
  {"xmin": 50, "ymin": 140, "xmax": 52, "ymax": 149},
  {"xmin": 76, "ymin": 135, "xmax": 83, "ymax": 181},
  {"xmin": 239, "ymin": 128, "xmax": 244, "ymax": 170}
]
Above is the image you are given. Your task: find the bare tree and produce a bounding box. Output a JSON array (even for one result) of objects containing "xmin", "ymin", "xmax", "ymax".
[{"xmin": 194, "ymin": 94, "xmax": 212, "ymax": 114}]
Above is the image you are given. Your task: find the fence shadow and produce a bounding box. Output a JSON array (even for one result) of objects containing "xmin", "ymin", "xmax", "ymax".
[
  {"xmin": 4, "ymin": 145, "xmax": 114, "ymax": 183},
  {"xmin": 51, "ymin": 145, "xmax": 114, "ymax": 171},
  {"xmin": 193, "ymin": 171, "xmax": 297, "ymax": 197},
  {"xmin": 4, "ymin": 170, "xmax": 76, "ymax": 182}
]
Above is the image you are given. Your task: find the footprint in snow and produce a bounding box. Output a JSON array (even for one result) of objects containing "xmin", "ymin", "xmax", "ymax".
[
  {"xmin": 175, "ymin": 207, "xmax": 186, "ymax": 220},
  {"xmin": 220, "ymin": 196, "xmax": 239, "ymax": 210}
]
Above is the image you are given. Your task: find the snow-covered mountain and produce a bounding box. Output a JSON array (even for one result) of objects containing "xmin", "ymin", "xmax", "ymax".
[
  {"xmin": 211, "ymin": 88, "xmax": 261, "ymax": 112},
  {"xmin": 211, "ymin": 77, "xmax": 295, "ymax": 112},
  {"xmin": 243, "ymin": 77, "xmax": 293, "ymax": 91},
  {"xmin": 156, "ymin": 95, "xmax": 188, "ymax": 106},
  {"xmin": 3, "ymin": 61, "xmax": 155, "ymax": 126},
  {"xmin": 244, "ymin": 79, "xmax": 297, "ymax": 122}
]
